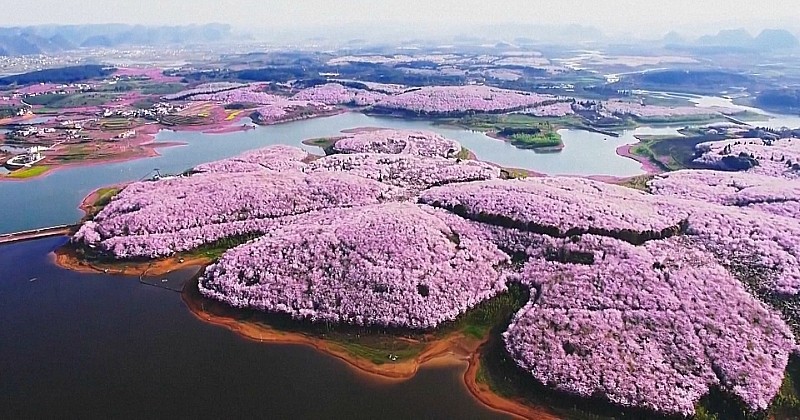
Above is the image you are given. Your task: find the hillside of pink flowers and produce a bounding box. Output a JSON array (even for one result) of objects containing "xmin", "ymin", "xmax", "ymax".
[
  {"xmin": 371, "ymin": 85, "xmax": 557, "ymax": 115},
  {"xmin": 331, "ymin": 128, "xmax": 461, "ymax": 157},
  {"xmin": 694, "ymin": 138, "xmax": 800, "ymax": 179},
  {"xmin": 200, "ymin": 203, "xmax": 510, "ymax": 329},
  {"xmin": 72, "ymin": 127, "xmax": 800, "ymax": 417},
  {"xmin": 292, "ymin": 83, "xmax": 387, "ymax": 106},
  {"xmin": 507, "ymin": 235, "xmax": 794, "ymax": 415}
]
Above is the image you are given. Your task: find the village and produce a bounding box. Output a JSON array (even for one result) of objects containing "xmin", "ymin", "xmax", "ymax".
[{"xmin": 0, "ymin": 75, "xmax": 186, "ymax": 175}]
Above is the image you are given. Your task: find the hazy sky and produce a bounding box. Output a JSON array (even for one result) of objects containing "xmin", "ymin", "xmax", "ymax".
[{"xmin": 4, "ymin": 0, "xmax": 800, "ymax": 37}]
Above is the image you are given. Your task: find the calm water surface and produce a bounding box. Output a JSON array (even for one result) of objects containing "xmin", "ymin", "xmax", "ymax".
[
  {"xmin": 0, "ymin": 237, "xmax": 508, "ymax": 419},
  {"xmin": 0, "ymin": 112, "xmax": 647, "ymax": 233},
  {"xmin": 2, "ymin": 102, "xmax": 787, "ymax": 418}
]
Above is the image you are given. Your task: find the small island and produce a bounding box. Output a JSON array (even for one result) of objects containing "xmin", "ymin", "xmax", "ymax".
[{"xmin": 491, "ymin": 125, "xmax": 563, "ymax": 151}]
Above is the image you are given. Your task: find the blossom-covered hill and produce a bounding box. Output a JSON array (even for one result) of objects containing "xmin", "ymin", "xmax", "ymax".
[
  {"xmin": 330, "ymin": 128, "xmax": 462, "ymax": 157},
  {"xmin": 371, "ymin": 85, "xmax": 557, "ymax": 115},
  {"xmin": 72, "ymin": 127, "xmax": 800, "ymax": 417},
  {"xmin": 200, "ymin": 203, "xmax": 510, "ymax": 329},
  {"xmin": 694, "ymin": 137, "xmax": 800, "ymax": 179}
]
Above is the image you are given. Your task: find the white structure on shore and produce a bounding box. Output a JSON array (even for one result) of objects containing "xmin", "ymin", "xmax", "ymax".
[{"xmin": 6, "ymin": 146, "xmax": 47, "ymax": 168}]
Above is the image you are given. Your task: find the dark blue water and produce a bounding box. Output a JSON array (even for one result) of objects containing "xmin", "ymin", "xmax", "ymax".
[{"xmin": 0, "ymin": 237, "xmax": 507, "ymax": 419}]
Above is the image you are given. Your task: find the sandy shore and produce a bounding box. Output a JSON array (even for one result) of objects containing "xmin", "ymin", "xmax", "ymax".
[
  {"xmin": 53, "ymin": 246, "xmax": 211, "ymax": 277},
  {"xmin": 464, "ymin": 348, "xmax": 560, "ymax": 420},
  {"xmin": 181, "ymin": 285, "xmax": 559, "ymax": 419},
  {"xmin": 616, "ymin": 143, "xmax": 663, "ymax": 174},
  {"xmin": 183, "ymin": 289, "xmax": 478, "ymax": 380}
]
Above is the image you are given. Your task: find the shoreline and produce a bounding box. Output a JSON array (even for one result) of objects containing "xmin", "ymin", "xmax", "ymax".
[
  {"xmin": 0, "ymin": 108, "xmax": 344, "ymax": 182},
  {"xmin": 180, "ymin": 284, "xmax": 558, "ymax": 419},
  {"xmin": 0, "ymin": 122, "xmax": 177, "ymax": 182},
  {"xmin": 464, "ymin": 346, "xmax": 560, "ymax": 420},
  {"xmin": 52, "ymin": 236, "xmax": 557, "ymax": 420},
  {"xmin": 52, "ymin": 246, "xmax": 211, "ymax": 277},
  {"xmin": 486, "ymin": 131, "xmax": 565, "ymax": 153},
  {"xmin": 615, "ymin": 143, "xmax": 663, "ymax": 175}
]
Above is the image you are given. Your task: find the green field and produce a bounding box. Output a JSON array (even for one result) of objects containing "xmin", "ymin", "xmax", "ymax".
[
  {"xmin": 24, "ymin": 92, "xmax": 120, "ymax": 108},
  {"xmin": 100, "ymin": 118, "xmax": 135, "ymax": 130},
  {"xmin": 450, "ymin": 113, "xmax": 583, "ymax": 131},
  {"xmin": 445, "ymin": 114, "xmax": 566, "ymax": 150},
  {"xmin": 85, "ymin": 186, "xmax": 122, "ymax": 217},
  {"xmin": 631, "ymin": 133, "xmax": 725, "ymax": 171},
  {"xmin": 508, "ymin": 131, "xmax": 562, "ymax": 148},
  {"xmin": 7, "ymin": 165, "xmax": 50, "ymax": 179},
  {"xmin": 159, "ymin": 114, "xmax": 207, "ymax": 126}
]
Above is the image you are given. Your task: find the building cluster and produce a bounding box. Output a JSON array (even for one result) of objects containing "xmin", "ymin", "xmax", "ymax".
[{"xmin": 102, "ymin": 102, "xmax": 184, "ymax": 119}]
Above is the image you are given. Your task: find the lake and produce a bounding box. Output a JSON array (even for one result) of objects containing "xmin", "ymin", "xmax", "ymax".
[
  {"xmin": 0, "ymin": 237, "xmax": 508, "ymax": 419},
  {"xmin": 0, "ymin": 112, "xmax": 647, "ymax": 234},
  {"xmin": 1, "ymin": 103, "xmax": 793, "ymax": 419}
]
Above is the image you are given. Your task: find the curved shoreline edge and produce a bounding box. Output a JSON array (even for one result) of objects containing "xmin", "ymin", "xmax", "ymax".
[
  {"xmin": 52, "ymin": 247, "xmax": 555, "ymax": 419},
  {"xmin": 180, "ymin": 283, "xmax": 559, "ymax": 420},
  {"xmin": 616, "ymin": 143, "xmax": 663, "ymax": 175},
  {"xmin": 0, "ymin": 110, "xmax": 259, "ymax": 182},
  {"xmin": 46, "ymin": 126, "xmax": 691, "ymax": 420}
]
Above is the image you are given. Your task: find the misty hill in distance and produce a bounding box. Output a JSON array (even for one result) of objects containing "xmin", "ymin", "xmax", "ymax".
[
  {"xmin": 0, "ymin": 22, "xmax": 796, "ymax": 57},
  {"xmin": 665, "ymin": 28, "xmax": 799, "ymax": 52},
  {"xmin": 0, "ymin": 23, "xmax": 237, "ymax": 56}
]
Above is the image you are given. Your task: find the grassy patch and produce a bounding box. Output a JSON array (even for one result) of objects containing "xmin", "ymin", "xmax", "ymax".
[
  {"xmin": 100, "ymin": 118, "xmax": 134, "ymax": 130},
  {"xmin": 159, "ymin": 114, "xmax": 207, "ymax": 126},
  {"xmin": 453, "ymin": 114, "xmax": 565, "ymax": 149},
  {"xmin": 333, "ymin": 336, "xmax": 425, "ymax": 365},
  {"xmin": 501, "ymin": 168, "xmax": 531, "ymax": 179},
  {"xmin": 454, "ymin": 146, "xmax": 473, "ymax": 160},
  {"xmin": 45, "ymin": 92, "xmax": 120, "ymax": 108},
  {"xmin": 508, "ymin": 131, "xmax": 562, "ymax": 148},
  {"xmin": 302, "ymin": 136, "xmax": 341, "ymax": 154},
  {"xmin": 132, "ymin": 98, "xmax": 159, "ymax": 109},
  {"xmin": 139, "ymin": 83, "xmax": 186, "ymax": 95},
  {"xmin": 455, "ymin": 113, "xmax": 582, "ymax": 132},
  {"xmin": 84, "ymin": 187, "xmax": 122, "ymax": 217},
  {"xmin": 23, "ymin": 93, "xmax": 68, "ymax": 106},
  {"xmin": 630, "ymin": 134, "xmax": 726, "ymax": 171},
  {"xmin": 7, "ymin": 165, "xmax": 50, "ymax": 179},
  {"xmin": 448, "ymin": 283, "xmax": 530, "ymax": 341},
  {"xmin": 630, "ymin": 113, "xmax": 722, "ymax": 125},
  {"xmin": 768, "ymin": 355, "xmax": 800, "ymax": 418},
  {"xmin": 182, "ymin": 235, "xmax": 263, "ymax": 261},
  {"xmin": 617, "ymin": 174, "xmax": 655, "ymax": 191}
]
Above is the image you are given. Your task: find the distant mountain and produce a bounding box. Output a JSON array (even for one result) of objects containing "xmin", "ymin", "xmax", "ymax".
[
  {"xmin": 46, "ymin": 34, "xmax": 76, "ymax": 51},
  {"xmin": 80, "ymin": 35, "xmax": 113, "ymax": 48},
  {"xmin": 0, "ymin": 23, "xmax": 238, "ymax": 56},
  {"xmin": 694, "ymin": 28, "xmax": 799, "ymax": 51},
  {"xmin": 697, "ymin": 28, "xmax": 754, "ymax": 47},
  {"xmin": 0, "ymin": 64, "xmax": 115, "ymax": 86},
  {"xmin": 662, "ymin": 31, "xmax": 686, "ymax": 45},
  {"xmin": 754, "ymin": 29, "xmax": 800, "ymax": 50}
]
